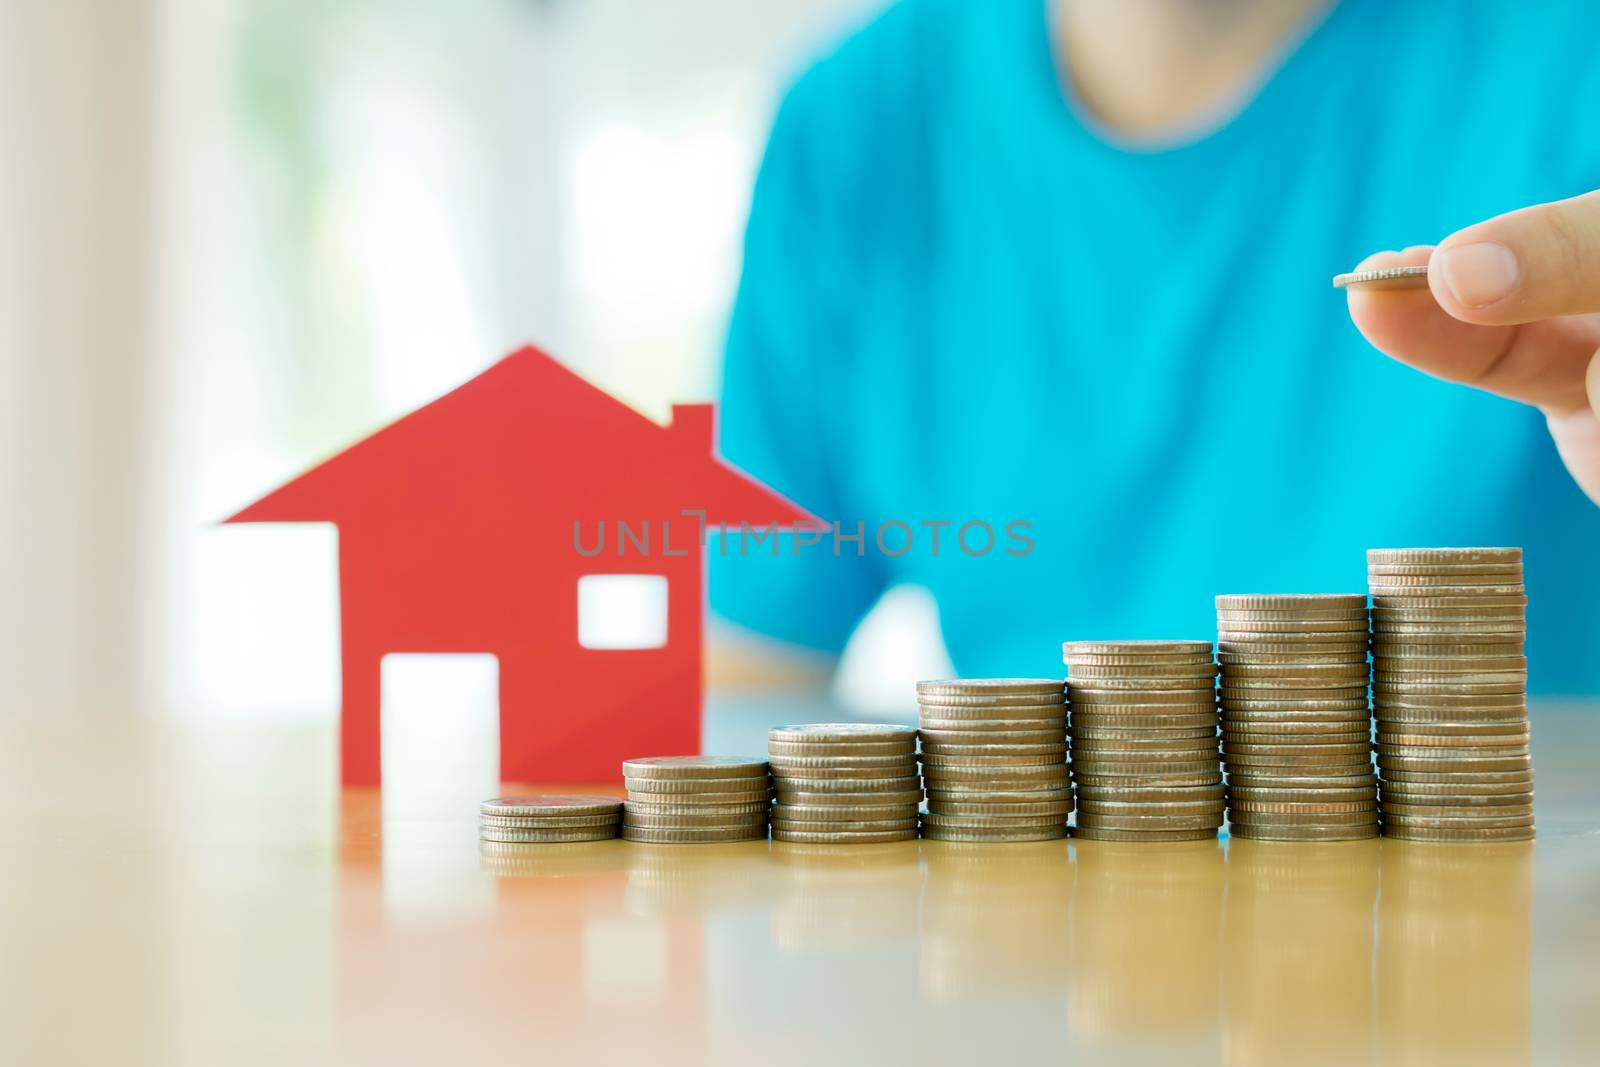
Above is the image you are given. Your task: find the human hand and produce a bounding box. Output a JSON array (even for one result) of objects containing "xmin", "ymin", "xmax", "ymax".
[{"xmin": 1344, "ymin": 190, "xmax": 1600, "ymax": 504}]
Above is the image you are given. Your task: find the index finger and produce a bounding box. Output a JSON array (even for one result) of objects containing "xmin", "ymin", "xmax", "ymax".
[
  {"xmin": 1430, "ymin": 190, "xmax": 1600, "ymax": 324},
  {"xmin": 1345, "ymin": 248, "xmax": 1599, "ymax": 415}
]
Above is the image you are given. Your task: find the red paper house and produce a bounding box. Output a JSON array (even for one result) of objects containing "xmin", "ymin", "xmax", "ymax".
[{"xmin": 227, "ymin": 346, "xmax": 811, "ymax": 786}]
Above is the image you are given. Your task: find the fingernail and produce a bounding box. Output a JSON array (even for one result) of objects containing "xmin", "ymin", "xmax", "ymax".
[{"xmin": 1437, "ymin": 242, "xmax": 1521, "ymax": 308}]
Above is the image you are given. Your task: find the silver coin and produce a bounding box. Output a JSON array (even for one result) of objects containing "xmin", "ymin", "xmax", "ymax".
[
  {"xmin": 1218, "ymin": 620, "xmax": 1370, "ymax": 634},
  {"xmin": 1077, "ymin": 799, "xmax": 1227, "ymax": 816},
  {"xmin": 1075, "ymin": 812, "xmax": 1224, "ymax": 831},
  {"xmin": 768, "ymin": 723, "xmax": 919, "ymax": 743},
  {"xmin": 767, "ymin": 754, "xmax": 918, "ymax": 771},
  {"xmin": 1072, "ymin": 826, "xmax": 1219, "ymax": 842},
  {"xmin": 771, "ymin": 827, "xmax": 919, "ymax": 844},
  {"xmin": 1379, "ymin": 768, "xmax": 1533, "ymax": 785},
  {"xmin": 621, "ymin": 811, "xmax": 768, "ymax": 829},
  {"xmin": 1219, "ymin": 637, "xmax": 1370, "ymax": 651},
  {"xmin": 769, "ymin": 762, "xmax": 917, "ymax": 779},
  {"xmin": 1063, "ymin": 652, "xmax": 1215, "ymax": 666},
  {"xmin": 1368, "ymin": 585, "xmax": 1526, "ymax": 599},
  {"xmin": 1366, "ymin": 563, "xmax": 1523, "ymax": 577},
  {"xmin": 1226, "ymin": 773, "xmax": 1376, "ymax": 790},
  {"xmin": 921, "ymin": 742, "xmax": 1069, "ymax": 756},
  {"xmin": 621, "ymin": 799, "xmax": 771, "ymax": 816},
  {"xmin": 1219, "ymin": 687, "xmax": 1370, "ymax": 703},
  {"xmin": 1221, "ymin": 719, "xmax": 1370, "ymax": 735},
  {"xmin": 768, "ymin": 775, "xmax": 921, "ymax": 794},
  {"xmin": 1073, "ymin": 771, "xmax": 1222, "ymax": 788},
  {"xmin": 1221, "ymin": 732, "xmax": 1370, "ymax": 749},
  {"xmin": 921, "ymin": 754, "xmax": 1068, "ymax": 769},
  {"xmin": 1228, "ymin": 808, "xmax": 1378, "ymax": 826},
  {"xmin": 923, "ymin": 825, "xmax": 1068, "ymax": 842},
  {"xmin": 1068, "ymin": 761, "xmax": 1221, "ymax": 777},
  {"xmin": 1070, "ymin": 724, "xmax": 1217, "ymax": 741},
  {"xmin": 1221, "ymin": 697, "xmax": 1371, "ymax": 711},
  {"xmin": 922, "ymin": 765, "xmax": 1071, "ymax": 783},
  {"xmin": 917, "ymin": 678, "xmax": 1063, "ymax": 697},
  {"xmin": 1220, "ymin": 663, "xmax": 1370, "ymax": 679},
  {"xmin": 479, "ymin": 813, "xmax": 623, "ymax": 829},
  {"xmin": 775, "ymin": 789, "xmax": 925, "ymax": 806},
  {"xmin": 922, "ymin": 812, "xmax": 1070, "ymax": 829},
  {"xmin": 1229, "ymin": 823, "xmax": 1378, "ymax": 841},
  {"xmin": 1372, "ymin": 656, "xmax": 1526, "ymax": 672},
  {"xmin": 1215, "ymin": 593, "xmax": 1366, "ymax": 610},
  {"xmin": 1065, "ymin": 662, "xmax": 1218, "ymax": 679},
  {"xmin": 1221, "ymin": 707, "xmax": 1373, "ymax": 722},
  {"xmin": 1226, "ymin": 787, "xmax": 1376, "ymax": 805},
  {"xmin": 621, "ymin": 757, "xmax": 769, "ymax": 780},
  {"xmin": 1367, "ymin": 547, "xmax": 1521, "ymax": 565},
  {"xmin": 1217, "ymin": 651, "xmax": 1368, "ymax": 666},
  {"xmin": 921, "ymin": 723, "xmax": 1068, "ymax": 739},
  {"xmin": 1333, "ymin": 264, "xmax": 1430, "ymax": 289},
  {"xmin": 479, "ymin": 795, "xmax": 623, "ymax": 818},
  {"xmin": 481, "ymin": 827, "xmax": 622, "ymax": 843},
  {"xmin": 624, "ymin": 776, "xmax": 772, "ymax": 797},
  {"xmin": 1378, "ymin": 778, "xmax": 1532, "ymax": 797},
  {"xmin": 621, "ymin": 826, "xmax": 769, "ymax": 844},
  {"xmin": 1062, "ymin": 640, "xmax": 1213, "ymax": 656},
  {"xmin": 917, "ymin": 703, "xmax": 1067, "ymax": 720},
  {"xmin": 767, "ymin": 739, "xmax": 917, "ymax": 758},
  {"xmin": 1379, "ymin": 795, "xmax": 1533, "ymax": 812},
  {"xmin": 1370, "ymin": 719, "xmax": 1528, "ymax": 736},
  {"xmin": 925, "ymin": 785, "xmax": 1072, "ymax": 801},
  {"xmin": 1375, "ymin": 731, "xmax": 1530, "ymax": 749},
  {"xmin": 1381, "ymin": 824, "xmax": 1535, "ymax": 842},
  {"xmin": 1074, "ymin": 783, "xmax": 1225, "ymax": 803},
  {"xmin": 927, "ymin": 798, "xmax": 1075, "ymax": 817},
  {"xmin": 769, "ymin": 815, "xmax": 920, "ymax": 832}
]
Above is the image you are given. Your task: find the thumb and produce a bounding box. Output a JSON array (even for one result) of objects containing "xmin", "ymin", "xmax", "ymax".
[
  {"xmin": 1591, "ymin": 342, "xmax": 1600, "ymax": 415},
  {"xmin": 1429, "ymin": 189, "xmax": 1600, "ymax": 324},
  {"xmin": 1543, "ymin": 345, "xmax": 1600, "ymax": 506}
]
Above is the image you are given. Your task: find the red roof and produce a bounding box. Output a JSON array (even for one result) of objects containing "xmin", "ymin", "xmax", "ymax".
[{"xmin": 226, "ymin": 345, "xmax": 815, "ymax": 531}]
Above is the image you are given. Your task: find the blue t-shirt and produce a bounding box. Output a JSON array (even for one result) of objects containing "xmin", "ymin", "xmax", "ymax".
[{"xmin": 710, "ymin": 0, "xmax": 1600, "ymax": 693}]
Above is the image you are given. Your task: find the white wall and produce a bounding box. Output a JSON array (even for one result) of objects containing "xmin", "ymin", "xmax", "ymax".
[{"xmin": 0, "ymin": 0, "xmax": 886, "ymax": 720}]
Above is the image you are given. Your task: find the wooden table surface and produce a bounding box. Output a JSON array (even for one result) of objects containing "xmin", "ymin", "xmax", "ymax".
[{"xmin": 5, "ymin": 703, "xmax": 1599, "ymax": 1065}]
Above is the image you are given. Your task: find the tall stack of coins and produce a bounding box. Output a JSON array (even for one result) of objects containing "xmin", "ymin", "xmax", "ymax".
[
  {"xmin": 479, "ymin": 795, "xmax": 623, "ymax": 843},
  {"xmin": 1216, "ymin": 595, "xmax": 1379, "ymax": 841},
  {"xmin": 1367, "ymin": 548, "xmax": 1535, "ymax": 842},
  {"xmin": 1063, "ymin": 640, "xmax": 1223, "ymax": 842},
  {"xmin": 621, "ymin": 756, "xmax": 772, "ymax": 843},
  {"xmin": 916, "ymin": 679, "xmax": 1071, "ymax": 842},
  {"xmin": 768, "ymin": 724, "xmax": 921, "ymax": 844}
]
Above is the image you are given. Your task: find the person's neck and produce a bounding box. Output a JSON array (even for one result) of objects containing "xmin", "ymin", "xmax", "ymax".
[{"xmin": 1054, "ymin": 0, "xmax": 1328, "ymax": 138}]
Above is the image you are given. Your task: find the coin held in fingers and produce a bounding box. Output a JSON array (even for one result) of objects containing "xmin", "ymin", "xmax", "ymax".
[{"xmin": 1333, "ymin": 264, "xmax": 1430, "ymax": 290}]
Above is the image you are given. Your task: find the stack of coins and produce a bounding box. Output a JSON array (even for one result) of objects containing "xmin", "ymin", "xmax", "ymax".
[
  {"xmin": 1367, "ymin": 547, "xmax": 1535, "ymax": 842},
  {"xmin": 1216, "ymin": 595, "xmax": 1379, "ymax": 841},
  {"xmin": 768, "ymin": 724, "xmax": 921, "ymax": 844},
  {"xmin": 1063, "ymin": 640, "xmax": 1223, "ymax": 842},
  {"xmin": 478, "ymin": 795, "xmax": 623, "ymax": 843},
  {"xmin": 620, "ymin": 756, "xmax": 772, "ymax": 843},
  {"xmin": 916, "ymin": 679, "xmax": 1071, "ymax": 842}
]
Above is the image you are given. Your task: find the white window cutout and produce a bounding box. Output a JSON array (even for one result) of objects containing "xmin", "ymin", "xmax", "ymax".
[{"xmin": 577, "ymin": 574, "xmax": 669, "ymax": 649}]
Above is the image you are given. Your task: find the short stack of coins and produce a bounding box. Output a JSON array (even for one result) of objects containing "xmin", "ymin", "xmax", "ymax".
[
  {"xmin": 916, "ymin": 679, "xmax": 1071, "ymax": 842},
  {"xmin": 1063, "ymin": 640, "xmax": 1224, "ymax": 842},
  {"xmin": 1216, "ymin": 594, "xmax": 1379, "ymax": 841},
  {"xmin": 1367, "ymin": 547, "xmax": 1535, "ymax": 842},
  {"xmin": 479, "ymin": 795, "xmax": 623, "ymax": 843},
  {"xmin": 621, "ymin": 756, "xmax": 772, "ymax": 843},
  {"xmin": 768, "ymin": 724, "xmax": 922, "ymax": 844}
]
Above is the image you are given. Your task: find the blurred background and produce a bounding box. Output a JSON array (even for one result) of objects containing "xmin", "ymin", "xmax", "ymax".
[{"xmin": 2, "ymin": 0, "xmax": 943, "ymax": 730}]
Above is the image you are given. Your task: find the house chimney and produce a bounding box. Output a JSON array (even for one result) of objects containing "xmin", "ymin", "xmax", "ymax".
[{"xmin": 671, "ymin": 403, "xmax": 715, "ymax": 455}]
